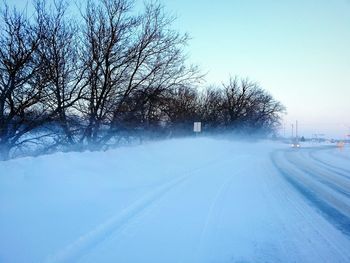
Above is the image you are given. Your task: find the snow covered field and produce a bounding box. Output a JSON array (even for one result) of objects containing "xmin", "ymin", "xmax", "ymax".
[{"xmin": 1, "ymin": 138, "xmax": 350, "ymax": 263}]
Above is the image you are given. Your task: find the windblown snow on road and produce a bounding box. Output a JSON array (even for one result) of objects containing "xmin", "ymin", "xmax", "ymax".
[{"xmin": 1, "ymin": 138, "xmax": 350, "ymax": 263}]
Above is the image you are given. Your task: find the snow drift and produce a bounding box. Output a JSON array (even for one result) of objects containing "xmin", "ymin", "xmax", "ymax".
[{"xmin": 1, "ymin": 138, "xmax": 350, "ymax": 263}]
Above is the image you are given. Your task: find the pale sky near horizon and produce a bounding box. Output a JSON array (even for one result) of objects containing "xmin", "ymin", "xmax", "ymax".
[{"xmin": 6, "ymin": 0, "xmax": 350, "ymax": 138}]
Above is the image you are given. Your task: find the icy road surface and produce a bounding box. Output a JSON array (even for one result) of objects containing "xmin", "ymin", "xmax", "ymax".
[{"xmin": 1, "ymin": 138, "xmax": 350, "ymax": 263}]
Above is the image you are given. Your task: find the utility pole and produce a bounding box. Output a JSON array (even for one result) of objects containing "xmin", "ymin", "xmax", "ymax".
[
  {"xmin": 296, "ymin": 120, "xmax": 298, "ymax": 140},
  {"xmin": 291, "ymin": 124, "xmax": 294, "ymax": 138}
]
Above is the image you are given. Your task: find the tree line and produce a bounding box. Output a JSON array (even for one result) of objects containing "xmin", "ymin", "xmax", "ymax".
[{"xmin": 0, "ymin": 0, "xmax": 285, "ymax": 160}]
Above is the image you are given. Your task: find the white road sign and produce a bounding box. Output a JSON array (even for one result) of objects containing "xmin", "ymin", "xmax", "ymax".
[{"xmin": 193, "ymin": 122, "xmax": 201, "ymax": 133}]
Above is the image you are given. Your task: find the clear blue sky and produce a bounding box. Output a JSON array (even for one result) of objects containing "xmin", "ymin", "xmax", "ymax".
[
  {"xmin": 6, "ymin": 0, "xmax": 350, "ymax": 138},
  {"xmin": 158, "ymin": 0, "xmax": 350, "ymax": 138}
]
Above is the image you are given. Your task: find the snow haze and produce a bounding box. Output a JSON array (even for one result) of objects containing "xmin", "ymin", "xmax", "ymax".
[{"xmin": 1, "ymin": 138, "xmax": 350, "ymax": 262}]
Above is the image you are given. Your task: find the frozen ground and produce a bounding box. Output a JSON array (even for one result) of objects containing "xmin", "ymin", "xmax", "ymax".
[{"xmin": 1, "ymin": 138, "xmax": 350, "ymax": 263}]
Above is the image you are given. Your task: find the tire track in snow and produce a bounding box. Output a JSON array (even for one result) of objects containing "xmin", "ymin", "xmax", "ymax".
[
  {"xmin": 193, "ymin": 167, "xmax": 241, "ymax": 261},
  {"xmin": 303, "ymin": 149, "xmax": 350, "ymax": 181},
  {"xmin": 308, "ymin": 149, "xmax": 350, "ymax": 177},
  {"xmin": 271, "ymin": 150, "xmax": 350, "ymax": 236},
  {"xmin": 45, "ymin": 152, "xmax": 234, "ymax": 263},
  {"xmin": 263, "ymin": 161, "xmax": 350, "ymax": 262},
  {"xmin": 285, "ymin": 151, "xmax": 350, "ymax": 199},
  {"xmin": 45, "ymin": 174, "xmax": 191, "ymax": 263},
  {"xmin": 280, "ymin": 151, "xmax": 350, "ymax": 215},
  {"xmin": 260, "ymin": 162, "xmax": 319, "ymax": 261},
  {"xmin": 330, "ymin": 149, "xmax": 350, "ymax": 162}
]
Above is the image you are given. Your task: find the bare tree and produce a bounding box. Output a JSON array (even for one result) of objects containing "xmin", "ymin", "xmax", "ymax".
[
  {"xmin": 221, "ymin": 77, "xmax": 285, "ymax": 133},
  {"xmin": 162, "ymin": 85, "xmax": 200, "ymax": 133},
  {"xmin": 77, "ymin": 0, "xmax": 138, "ymax": 148},
  {"xmin": 0, "ymin": 0, "xmax": 285, "ymax": 160},
  {"xmin": 0, "ymin": 3, "xmax": 45, "ymax": 160},
  {"xmin": 78, "ymin": 0, "xmax": 201, "ymax": 148},
  {"xmin": 198, "ymin": 87, "xmax": 225, "ymax": 129},
  {"xmin": 36, "ymin": 0, "xmax": 84, "ymax": 147}
]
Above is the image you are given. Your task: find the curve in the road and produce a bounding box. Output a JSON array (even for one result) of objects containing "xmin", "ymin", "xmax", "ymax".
[
  {"xmin": 309, "ymin": 149, "xmax": 350, "ymax": 177},
  {"xmin": 271, "ymin": 149, "xmax": 350, "ymax": 236},
  {"xmin": 285, "ymin": 152, "xmax": 350, "ymax": 199}
]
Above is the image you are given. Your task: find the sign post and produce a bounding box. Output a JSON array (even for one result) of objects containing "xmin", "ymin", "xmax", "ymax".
[{"xmin": 193, "ymin": 122, "xmax": 201, "ymax": 135}]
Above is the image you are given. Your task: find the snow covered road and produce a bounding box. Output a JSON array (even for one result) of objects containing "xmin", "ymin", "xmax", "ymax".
[
  {"xmin": 1, "ymin": 139, "xmax": 350, "ymax": 262},
  {"xmin": 272, "ymin": 147, "xmax": 350, "ymax": 235}
]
